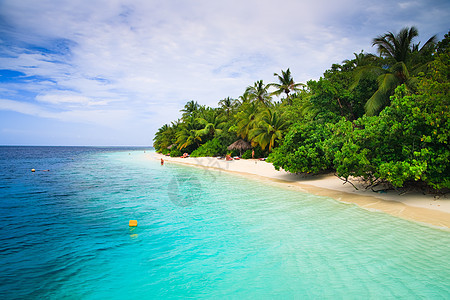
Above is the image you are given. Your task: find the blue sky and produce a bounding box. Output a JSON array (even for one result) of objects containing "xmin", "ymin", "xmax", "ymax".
[{"xmin": 0, "ymin": 0, "xmax": 449, "ymax": 146}]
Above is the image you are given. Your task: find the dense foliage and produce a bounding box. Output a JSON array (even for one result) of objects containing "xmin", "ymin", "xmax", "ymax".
[
  {"xmin": 154, "ymin": 27, "xmax": 449, "ymax": 192},
  {"xmin": 269, "ymin": 122, "xmax": 333, "ymax": 174},
  {"xmin": 190, "ymin": 138, "xmax": 227, "ymax": 157}
]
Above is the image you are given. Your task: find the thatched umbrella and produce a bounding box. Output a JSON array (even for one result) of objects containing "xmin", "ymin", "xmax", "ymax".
[{"xmin": 227, "ymin": 139, "xmax": 251, "ymax": 156}]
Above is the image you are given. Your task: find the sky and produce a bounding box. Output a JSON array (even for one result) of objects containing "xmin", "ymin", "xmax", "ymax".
[{"xmin": 0, "ymin": 0, "xmax": 449, "ymax": 146}]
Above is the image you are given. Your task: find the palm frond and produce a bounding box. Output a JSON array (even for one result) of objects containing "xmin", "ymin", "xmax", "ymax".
[
  {"xmin": 377, "ymin": 73, "xmax": 399, "ymax": 94},
  {"xmin": 365, "ymin": 89, "xmax": 388, "ymax": 116},
  {"xmin": 351, "ymin": 65, "xmax": 385, "ymax": 90},
  {"xmin": 405, "ymin": 77, "xmax": 419, "ymax": 93}
]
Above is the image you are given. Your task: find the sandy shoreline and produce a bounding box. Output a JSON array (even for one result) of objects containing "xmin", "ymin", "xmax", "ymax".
[{"xmin": 150, "ymin": 152, "xmax": 450, "ymax": 229}]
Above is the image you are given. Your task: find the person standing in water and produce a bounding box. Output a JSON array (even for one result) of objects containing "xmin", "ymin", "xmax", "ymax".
[{"xmin": 161, "ymin": 158, "xmax": 164, "ymax": 165}]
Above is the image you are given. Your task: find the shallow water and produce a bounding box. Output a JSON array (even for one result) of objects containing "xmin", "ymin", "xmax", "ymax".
[{"xmin": 0, "ymin": 147, "xmax": 449, "ymax": 299}]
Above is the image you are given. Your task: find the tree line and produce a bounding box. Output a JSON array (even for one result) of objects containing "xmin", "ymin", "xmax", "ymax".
[{"xmin": 154, "ymin": 27, "xmax": 449, "ymax": 191}]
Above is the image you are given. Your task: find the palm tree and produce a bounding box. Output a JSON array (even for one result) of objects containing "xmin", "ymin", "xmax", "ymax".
[
  {"xmin": 248, "ymin": 108, "xmax": 288, "ymax": 151},
  {"xmin": 196, "ymin": 110, "xmax": 226, "ymax": 139},
  {"xmin": 235, "ymin": 102, "xmax": 259, "ymax": 140},
  {"xmin": 343, "ymin": 50, "xmax": 378, "ymax": 68},
  {"xmin": 218, "ymin": 97, "xmax": 237, "ymax": 117},
  {"xmin": 237, "ymin": 91, "xmax": 252, "ymax": 106},
  {"xmin": 181, "ymin": 100, "xmax": 201, "ymax": 119},
  {"xmin": 268, "ymin": 68, "xmax": 305, "ymax": 105},
  {"xmin": 373, "ymin": 27, "xmax": 436, "ymax": 63},
  {"xmin": 153, "ymin": 124, "xmax": 170, "ymax": 151},
  {"xmin": 364, "ymin": 62, "xmax": 419, "ymax": 115},
  {"xmin": 176, "ymin": 117, "xmax": 202, "ymax": 150},
  {"xmin": 360, "ymin": 27, "xmax": 437, "ymax": 115},
  {"xmin": 245, "ymin": 80, "xmax": 272, "ymax": 107},
  {"xmin": 153, "ymin": 122, "xmax": 179, "ymax": 152}
]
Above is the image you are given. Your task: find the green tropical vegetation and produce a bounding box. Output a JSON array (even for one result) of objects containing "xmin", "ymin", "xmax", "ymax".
[{"xmin": 154, "ymin": 27, "xmax": 449, "ymax": 192}]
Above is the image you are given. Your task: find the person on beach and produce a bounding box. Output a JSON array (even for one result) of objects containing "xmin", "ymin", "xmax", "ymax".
[
  {"xmin": 252, "ymin": 149, "xmax": 255, "ymax": 159},
  {"xmin": 161, "ymin": 158, "xmax": 164, "ymax": 165}
]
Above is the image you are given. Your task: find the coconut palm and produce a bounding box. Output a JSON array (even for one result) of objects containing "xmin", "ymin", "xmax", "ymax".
[
  {"xmin": 268, "ymin": 68, "xmax": 305, "ymax": 105},
  {"xmin": 153, "ymin": 122, "xmax": 180, "ymax": 152},
  {"xmin": 245, "ymin": 80, "xmax": 272, "ymax": 107},
  {"xmin": 364, "ymin": 62, "xmax": 420, "ymax": 115},
  {"xmin": 153, "ymin": 124, "xmax": 170, "ymax": 151},
  {"xmin": 248, "ymin": 108, "xmax": 288, "ymax": 151},
  {"xmin": 359, "ymin": 27, "xmax": 437, "ymax": 115},
  {"xmin": 218, "ymin": 97, "xmax": 237, "ymax": 117},
  {"xmin": 196, "ymin": 109, "xmax": 226, "ymax": 139},
  {"xmin": 373, "ymin": 27, "xmax": 436, "ymax": 63},
  {"xmin": 343, "ymin": 50, "xmax": 378, "ymax": 68},
  {"xmin": 235, "ymin": 102, "xmax": 259, "ymax": 140},
  {"xmin": 176, "ymin": 116, "xmax": 202, "ymax": 150},
  {"xmin": 238, "ymin": 91, "xmax": 252, "ymax": 106},
  {"xmin": 181, "ymin": 100, "xmax": 201, "ymax": 119}
]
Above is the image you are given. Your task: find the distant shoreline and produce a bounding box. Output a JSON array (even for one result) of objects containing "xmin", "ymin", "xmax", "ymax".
[{"xmin": 150, "ymin": 152, "xmax": 450, "ymax": 229}]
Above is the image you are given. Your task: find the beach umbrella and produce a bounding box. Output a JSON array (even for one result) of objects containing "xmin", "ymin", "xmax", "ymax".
[{"xmin": 227, "ymin": 139, "xmax": 251, "ymax": 156}]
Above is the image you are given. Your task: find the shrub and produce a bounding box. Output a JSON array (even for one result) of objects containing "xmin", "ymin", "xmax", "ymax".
[
  {"xmin": 242, "ymin": 146, "xmax": 265, "ymax": 159},
  {"xmin": 170, "ymin": 148, "xmax": 183, "ymax": 157},
  {"xmin": 268, "ymin": 121, "xmax": 333, "ymax": 173},
  {"xmin": 332, "ymin": 84, "xmax": 449, "ymax": 190},
  {"xmin": 242, "ymin": 149, "xmax": 252, "ymax": 159},
  {"xmin": 190, "ymin": 138, "xmax": 226, "ymax": 157}
]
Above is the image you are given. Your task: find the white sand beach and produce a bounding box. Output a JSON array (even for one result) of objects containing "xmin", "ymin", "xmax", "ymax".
[{"xmin": 150, "ymin": 152, "xmax": 450, "ymax": 228}]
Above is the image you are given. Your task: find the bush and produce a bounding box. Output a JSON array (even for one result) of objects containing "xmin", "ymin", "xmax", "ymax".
[
  {"xmin": 170, "ymin": 148, "xmax": 183, "ymax": 157},
  {"xmin": 242, "ymin": 146, "xmax": 265, "ymax": 159},
  {"xmin": 329, "ymin": 116, "xmax": 379, "ymax": 182},
  {"xmin": 242, "ymin": 149, "xmax": 252, "ymax": 159},
  {"xmin": 268, "ymin": 121, "xmax": 333, "ymax": 173},
  {"xmin": 190, "ymin": 138, "xmax": 226, "ymax": 157},
  {"xmin": 332, "ymin": 84, "xmax": 449, "ymax": 190}
]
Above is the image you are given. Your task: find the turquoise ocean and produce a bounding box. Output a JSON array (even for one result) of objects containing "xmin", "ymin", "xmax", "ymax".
[{"xmin": 0, "ymin": 146, "xmax": 449, "ymax": 299}]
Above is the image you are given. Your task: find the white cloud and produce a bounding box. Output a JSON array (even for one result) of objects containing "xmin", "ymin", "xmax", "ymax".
[
  {"xmin": 36, "ymin": 93, "xmax": 96, "ymax": 106},
  {"xmin": 0, "ymin": 0, "xmax": 449, "ymax": 145},
  {"xmin": 0, "ymin": 99, "xmax": 54, "ymax": 118},
  {"xmin": 0, "ymin": 98, "xmax": 131, "ymax": 127},
  {"xmin": 398, "ymin": 1, "xmax": 420, "ymax": 9}
]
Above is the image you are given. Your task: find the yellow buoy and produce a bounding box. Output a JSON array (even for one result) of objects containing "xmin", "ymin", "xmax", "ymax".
[
  {"xmin": 129, "ymin": 220, "xmax": 138, "ymax": 227},
  {"xmin": 31, "ymin": 169, "xmax": 36, "ymax": 172}
]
